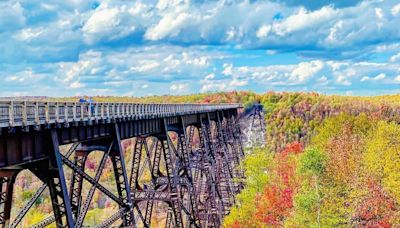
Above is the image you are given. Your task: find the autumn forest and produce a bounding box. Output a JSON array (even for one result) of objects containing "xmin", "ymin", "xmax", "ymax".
[{"xmin": 225, "ymin": 92, "xmax": 400, "ymax": 227}]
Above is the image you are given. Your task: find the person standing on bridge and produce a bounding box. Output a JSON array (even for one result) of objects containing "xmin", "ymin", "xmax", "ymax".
[
  {"xmin": 78, "ymin": 97, "xmax": 95, "ymax": 115},
  {"xmin": 88, "ymin": 97, "xmax": 95, "ymax": 114}
]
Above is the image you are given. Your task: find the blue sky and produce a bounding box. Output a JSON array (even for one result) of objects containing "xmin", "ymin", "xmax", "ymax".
[{"xmin": 1, "ymin": 0, "xmax": 400, "ymax": 97}]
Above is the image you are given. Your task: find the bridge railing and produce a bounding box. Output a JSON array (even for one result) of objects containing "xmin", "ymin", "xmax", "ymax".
[{"xmin": 0, "ymin": 101, "xmax": 240, "ymax": 128}]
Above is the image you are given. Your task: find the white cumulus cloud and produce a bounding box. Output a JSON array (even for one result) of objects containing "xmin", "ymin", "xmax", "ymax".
[
  {"xmin": 0, "ymin": 2, "xmax": 25, "ymax": 31},
  {"xmin": 360, "ymin": 73, "xmax": 386, "ymax": 82},
  {"xmin": 289, "ymin": 60, "xmax": 324, "ymax": 84},
  {"xmin": 170, "ymin": 83, "xmax": 189, "ymax": 94},
  {"xmin": 390, "ymin": 52, "xmax": 400, "ymax": 62},
  {"xmin": 82, "ymin": 3, "xmax": 141, "ymax": 44},
  {"xmin": 391, "ymin": 3, "xmax": 400, "ymax": 16},
  {"xmin": 256, "ymin": 25, "xmax": 271, "ymax": 39},
  {"xmin": 273, "ymin": 6, "xmax": 337, "ymax": 36}
]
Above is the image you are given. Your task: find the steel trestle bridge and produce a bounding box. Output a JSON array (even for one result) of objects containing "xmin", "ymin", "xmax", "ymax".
[{"xmin": 0, "ymin": 101, "xmax": 245, "ymax": 228}]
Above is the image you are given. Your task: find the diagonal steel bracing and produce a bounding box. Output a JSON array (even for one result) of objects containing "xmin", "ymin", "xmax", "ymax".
[
  {"xmin": 74, "ymin": 142, "xmax": 113, "ymax": 227},
  {"xmin": 10, "ymin": 182, "xmax": 46, "ymax": 228}
]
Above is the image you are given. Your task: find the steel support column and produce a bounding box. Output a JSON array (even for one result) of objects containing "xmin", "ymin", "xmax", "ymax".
[
  {"xmin": 29, "ymin": 129, "xmax": 75, "ymax": 228},
  {"xmin": 69, "ymin": 152, "xmax": 87, "ymax": 220},
  {"xmin": 198, "ymin": 116, "xmax": 222, "ymax": 227},
  {"xmin": 178, "ymin": 117, "xmax": 200, "ymax": 227},
  {"xmin": 161, "ymin": 119, "xmax": 184, "ymax": 228},
  {"xmin": 0, "ymin": 172, "xmax": 18, "ymax": 228},
  {"xmin": 111, "ymin": 123, "xmax": 135, "ymax": 227}
]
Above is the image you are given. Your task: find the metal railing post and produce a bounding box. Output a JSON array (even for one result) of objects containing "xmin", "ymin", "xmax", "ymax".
[
  {"xmin": 22, "ymin": 101, "xmax": 27, "ymax": 127},
  {"xmin": 73, "ymin": 103, "xmax": 77, "ymax": 121},
  {"xmin": 64, "ymin": 102, "xmax": 68, "ymax": 124},
  {"xmin": 9, "ymin": 101, "xmax": 14, "ymax": 127},
  {"xmin": 55, "ymin": 102, "xmax": 60, "ymax": 123},
  {"xmin": 34, "ymin": 102, "xmax": 39, "ymax": 126}
]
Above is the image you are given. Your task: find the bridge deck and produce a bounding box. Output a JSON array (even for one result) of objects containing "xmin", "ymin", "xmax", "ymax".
[
  {"xmin": 0, "ymin": 101, "xmax": 241, "ymax": 169},
  {"xmin": 0, "ymin": 101, "xmax": 241, "ymax": 129}
]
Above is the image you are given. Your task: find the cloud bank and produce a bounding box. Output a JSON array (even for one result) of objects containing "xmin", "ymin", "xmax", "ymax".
[{"xmin": 1, "ymin": 0, "xmax": 400, "ymax": 96}]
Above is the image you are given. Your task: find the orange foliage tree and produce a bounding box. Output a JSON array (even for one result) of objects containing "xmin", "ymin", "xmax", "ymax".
[{"xmin": 254, "ymin": 142, "xmax": 304, "ymax": 226}]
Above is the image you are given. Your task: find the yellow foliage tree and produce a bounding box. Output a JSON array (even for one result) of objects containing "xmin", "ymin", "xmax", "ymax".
[{"xmin": 364, "ymin": 121, "xmax": 400, "ymax": 202}]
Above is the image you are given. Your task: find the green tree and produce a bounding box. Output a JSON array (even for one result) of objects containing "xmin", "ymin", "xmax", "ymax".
[
  {"xmin": 224, "ymin": 148, "xmax": 274, "ymax": 227},
  {"xmin": 287, "ymin": 148, "xmax": 326, "ymax": 228}
]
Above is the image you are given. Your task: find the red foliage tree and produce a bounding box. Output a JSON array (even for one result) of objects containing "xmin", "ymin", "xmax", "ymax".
[
  {"xmin": 279, "ymin": 141, "xmax": 304, "ymax": 159},
  {"xmin": 354, "ymin": 181, "xmax": 397, "ymax": 227},
  {"xmin": 254, "ymin": 142, "xmax": 304, "ymax": 226}
]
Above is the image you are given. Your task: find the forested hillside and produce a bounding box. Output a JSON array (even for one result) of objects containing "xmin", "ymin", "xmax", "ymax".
[
  {"xmin": 224, "ymin": 92, "xmax": 400, "ymax": 227},
  {"xmin": 11, "ymin": 91, "xmax": 400, "ymax": 227}
]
